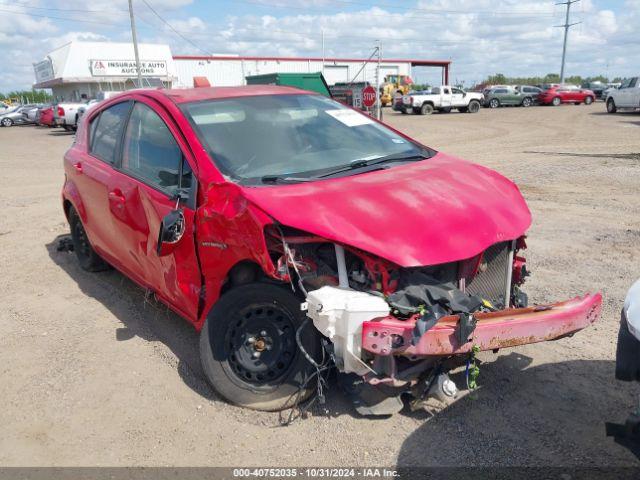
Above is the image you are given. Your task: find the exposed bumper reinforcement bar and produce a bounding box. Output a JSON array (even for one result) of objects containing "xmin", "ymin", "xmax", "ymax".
[{"xmin": 361, "ymin": 293, "xmax": 602, "ymax": 356}]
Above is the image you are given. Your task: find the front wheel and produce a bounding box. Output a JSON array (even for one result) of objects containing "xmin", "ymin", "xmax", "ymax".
[
  {"xmin": 607, "ymin": 98, "xmax": 617, "ymax": 113},
  {"xmin": 1, "ymin": 117, "xmax": 13, "ymax": 127},
  {"xmin": 199, "ymin": 283, "xmax": 322, "ymax": 411},
  {"xmin": 489, "ymin": 98, "xmax": 500, "ymax": 109},
  {"xmin": 584, "ymin": 96, "xmax": 593, "ymax": 105},
  {"xmin": 552, "ymin": 96, "xmax": 561, "ymax": 106},
  {"xmin": 467, "ymin": 100, "xmax": 480, "ymax": 113},
  {"xmin": 521, "ymin": 97, "xmax": 532, "ymax": 107}
]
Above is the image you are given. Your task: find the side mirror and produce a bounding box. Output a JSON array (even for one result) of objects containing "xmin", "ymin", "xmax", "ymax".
[{"xmin": 156, "ymin": 209, "xmax": 186, "ymax": 256}]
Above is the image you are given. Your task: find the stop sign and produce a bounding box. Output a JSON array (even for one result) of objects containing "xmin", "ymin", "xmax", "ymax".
[{"xmin": 362, "ymin": 85, "xmax": 377, "ymax": 107}]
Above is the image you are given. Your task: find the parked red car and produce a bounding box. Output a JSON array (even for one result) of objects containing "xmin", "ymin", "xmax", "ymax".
[
  {"xmin": 538, "ymin": 85, "xmax": 596, "ymax": 106},
  {"xmin": 62, "ymin": 86, "xmax": 601, "ymax": 413},
  {"xmin": 38, "ymin": 106, "xmax": 54, "ymax": 127}
]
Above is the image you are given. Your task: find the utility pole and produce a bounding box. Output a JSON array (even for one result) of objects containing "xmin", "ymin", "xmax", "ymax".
[
  {"xmin": 128, "ymin": 0, "xmax": 143, "ymax": 88},
  {"xmin": 556, "ymin": 0, "xmax": 581, "ymax": 84},
  {"xmin": 321, "ymin": 29, "xmax": 325, "ymax": 75},
  {"xmin": 376, "ymin": 40, "xmax": 382, "ymax": 120}
]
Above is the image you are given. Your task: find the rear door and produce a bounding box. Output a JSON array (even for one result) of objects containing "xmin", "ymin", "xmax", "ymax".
[
  {"xmin": 73, "ymin": 100, "xmax": 133, "ymax": 265},
  {"xmin": 440, "ymin": 87, "xmax": 452, "ymax": 107},
  {"xmin": 110, "ymin": 99, "xmax": 202, "ymax": 321},
  {"xmin": 620, "ymin": 77, "xmax": 639, "ymax": 107}
]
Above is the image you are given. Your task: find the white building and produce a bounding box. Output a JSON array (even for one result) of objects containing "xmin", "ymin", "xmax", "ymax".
[
  {"xmin": 173, "ymin": 55, "xmax": 450, "ymax": 87},
  {"xmin": 33, "ymin": 41, "xmax": 177, "ymax": 102},
  {"xmin": 33, "ymin": 42, "xmax": 451, "ymax": 99}
]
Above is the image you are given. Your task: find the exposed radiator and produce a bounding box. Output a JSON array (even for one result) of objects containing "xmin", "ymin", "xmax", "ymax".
[{"xmin": 465, "ymin": 241, "xmax": 513, "ymax": 309}]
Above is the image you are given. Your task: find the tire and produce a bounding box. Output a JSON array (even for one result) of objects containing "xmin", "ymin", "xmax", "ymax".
[
  {"xmin": 467, "ymin": 100, "xmax": 480, "ymax": 113},
  {"xmin": 552, "ymin": 97, "xmax": 561, "ymax": 106},
  {"xmin": 420, "ymin": 103, "xmax": 434, "ymax": 115},
  {"xmin": 1, "ymin": 117, "xmax": 14, "ymax": 127},
  {"xmin": 521, "ymin": 97, "xmax": 532, "ymax": 107},
  {"xmin": 615, "ymin": 311, "xmax": 640, "ymax": 382},
  {"xmin": 489, "ymin": 98, "xmax": 500, "ymax": 109},
  {"xmin": 68, "ymin": 207, "xmax": 109, "ymax": 272},
  {"xmin": 199, "ymin": 282, "xmax": 322, "ymax": 411},
  {"xmin": 607, "ymin": 98, "xmax": 617, "ymax": 114},
  {"xmin": 584, "ymin": 96, "xmax": 593, "ymax": 105}
]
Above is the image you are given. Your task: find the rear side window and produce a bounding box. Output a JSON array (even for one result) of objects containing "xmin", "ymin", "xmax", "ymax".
[
  {"xmin": 90, "ymin": 102, "xmax": 131, "ymax": 164},
  {"xmin": 122, "ymin": 102, "xmax": 189, "ymax": 193}
]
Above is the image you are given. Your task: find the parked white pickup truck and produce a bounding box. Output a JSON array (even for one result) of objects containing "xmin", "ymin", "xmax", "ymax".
[
  {"xmin": 606, "ymin": 76, "xmax": 640, "ymax": 113},
  {"xmin": 54, "ymin": 100, "xmax": 98, "ymax": 131},
  {"xmin": 398, "ymin": 86, "xmax": 483, "ymax": 115}
]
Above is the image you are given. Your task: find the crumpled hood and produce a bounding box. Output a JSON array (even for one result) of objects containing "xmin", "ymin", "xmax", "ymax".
[{"xmin": 240, "ymin": 152, "xmax": 532, "ymax": 267}]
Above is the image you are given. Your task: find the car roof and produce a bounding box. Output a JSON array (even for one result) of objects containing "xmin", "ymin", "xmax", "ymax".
[{"xmin": 158, "ymin": 85, "xmax": 312, "ymax": 104}]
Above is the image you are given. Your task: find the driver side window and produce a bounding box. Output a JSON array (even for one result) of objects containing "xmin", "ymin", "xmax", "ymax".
[{"xmin": 122, "ymin": 102, "xmax": 192, "ymax": 194}]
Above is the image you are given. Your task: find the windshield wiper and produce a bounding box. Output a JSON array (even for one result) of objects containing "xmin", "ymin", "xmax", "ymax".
[
  {"xmin": 260, "ymin": 175, "xmax": 313, "ymax": 184},
  {"xmin": 315, "ymin": 152, "xmax": 429, "ymax": 179}
]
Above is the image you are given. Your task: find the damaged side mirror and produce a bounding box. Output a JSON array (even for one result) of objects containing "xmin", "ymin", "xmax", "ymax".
[{"xmin": 156, "ymin": 209, "xmax": 186, "ymax": 257}]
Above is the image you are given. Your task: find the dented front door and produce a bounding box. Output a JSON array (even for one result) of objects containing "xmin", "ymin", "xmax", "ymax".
[{"xmin": 108, "ymin": 99, "xmax": 202, "ymax": 322}]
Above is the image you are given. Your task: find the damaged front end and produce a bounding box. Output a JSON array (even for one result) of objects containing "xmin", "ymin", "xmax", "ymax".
[{"xmin": 267, "ymin": 226, "xmax": 602, "ymax": 415}]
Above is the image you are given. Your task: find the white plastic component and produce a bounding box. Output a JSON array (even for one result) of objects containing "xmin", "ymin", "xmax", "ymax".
[{"xmin": 305, "ymin": 286, "xmax": 390, "ymax": 375}]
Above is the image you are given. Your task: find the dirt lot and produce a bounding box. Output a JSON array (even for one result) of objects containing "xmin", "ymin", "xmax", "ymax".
[{"xmin": 1, "ymin": 103, "xmax": 639, "ymax": 467}]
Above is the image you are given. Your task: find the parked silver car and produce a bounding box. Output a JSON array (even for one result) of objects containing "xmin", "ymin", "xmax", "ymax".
[{"xmin": 0, "ymin": 106, "xmax": 34, "ymax": 127}]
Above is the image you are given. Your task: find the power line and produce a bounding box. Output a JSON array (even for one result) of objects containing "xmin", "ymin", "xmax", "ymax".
[{"xmin": 140, "ymin": 0, "xmax": 212, "ymax": 56}]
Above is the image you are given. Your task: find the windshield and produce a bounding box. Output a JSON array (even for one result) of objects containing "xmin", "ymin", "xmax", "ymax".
[{"xmin": 182, "ymin": 94, "xmax": 434, "ymax": 184}]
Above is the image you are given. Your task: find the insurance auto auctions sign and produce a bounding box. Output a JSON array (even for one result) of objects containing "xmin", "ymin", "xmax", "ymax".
[{"xmin": 90, "ymin": 60, "xmax": 167, "ymax": 77}]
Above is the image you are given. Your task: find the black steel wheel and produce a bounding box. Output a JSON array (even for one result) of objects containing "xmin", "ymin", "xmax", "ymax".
[
  {"xmin": 200, "ymin": 282, "xmax": 322, "ymax": 411},
  {"xmin": 68, "ymin": 206, "xmax": 108, "ymax": 271},
  {"xmin": 226, "ymin": 302, "xmax": 297, "ymax": 386}
]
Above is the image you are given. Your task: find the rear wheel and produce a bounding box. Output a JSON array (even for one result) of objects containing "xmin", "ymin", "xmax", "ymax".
[
  {"xmin": 200, "ymin": 283, "xmax": 322, "ymax": 411},
  {"xmin": 607, "ymin": 98, "xmax": 617, "ymax": 113},
  {"xmin": 467, "ymin": 100, "xmax": 480, "ymax": 113},
  {"xmin": 68, "ymin": 207, "xmax": 109, "ymax": 272},
  {"xmin": 552, "ymin": 96, "xmax": 561, "ymax": 106},
  {"xmin": 420, "ymin": 103, "xmax": 434, "ymax": 115},
  {"xmin": 584, "ymin": 96, "xmax": 593, "ymax": 105},
  {"xmin": 489, "ymin": 98, "xmax": 500, "ymax": 109}
]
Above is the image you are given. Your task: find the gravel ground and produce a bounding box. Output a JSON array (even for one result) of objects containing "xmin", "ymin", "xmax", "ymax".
[{"xmin": 0, "ymin": 102, "xmax": 639, "ymax": 467}]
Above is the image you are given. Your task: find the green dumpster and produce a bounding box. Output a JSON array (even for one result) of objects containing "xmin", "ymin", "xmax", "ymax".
[{"xmin": 245, "ymin": 72, "xmax": 331, "ymax": 97}]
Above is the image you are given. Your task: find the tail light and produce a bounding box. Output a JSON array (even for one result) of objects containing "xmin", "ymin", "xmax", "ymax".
[{"xmin": 57, "ymin": 106, "xmax": 65, "ymax": 117}]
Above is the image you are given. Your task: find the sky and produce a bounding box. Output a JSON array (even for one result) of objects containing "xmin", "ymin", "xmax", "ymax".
[{"xmin": 0, "ymin": 0, "xmax": 638, "ymax": 92}]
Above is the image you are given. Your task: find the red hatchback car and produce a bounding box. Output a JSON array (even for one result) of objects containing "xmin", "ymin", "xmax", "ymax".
[
  {"xmin": 538, "ymin": 85, "xmax": 596, "ymax": 106},
  {"xmin": 62, "ymin": 86, "xmax": 601, "ymax": 412}
]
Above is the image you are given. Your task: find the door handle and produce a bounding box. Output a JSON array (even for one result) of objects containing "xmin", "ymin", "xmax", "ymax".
[{"xmin": 73, "ymin": 162, "xmax": 83, "ymax": 173}]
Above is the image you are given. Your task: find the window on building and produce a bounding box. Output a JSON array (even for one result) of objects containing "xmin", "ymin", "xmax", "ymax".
[{"xmin": 90, "ymin": 101, "xmax": 131, "ymax": 164}]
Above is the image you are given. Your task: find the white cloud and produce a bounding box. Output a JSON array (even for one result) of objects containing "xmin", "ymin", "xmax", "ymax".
[{"xmin": 1, "ymin": 0, "xmax": 639, "ymax": 92}]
